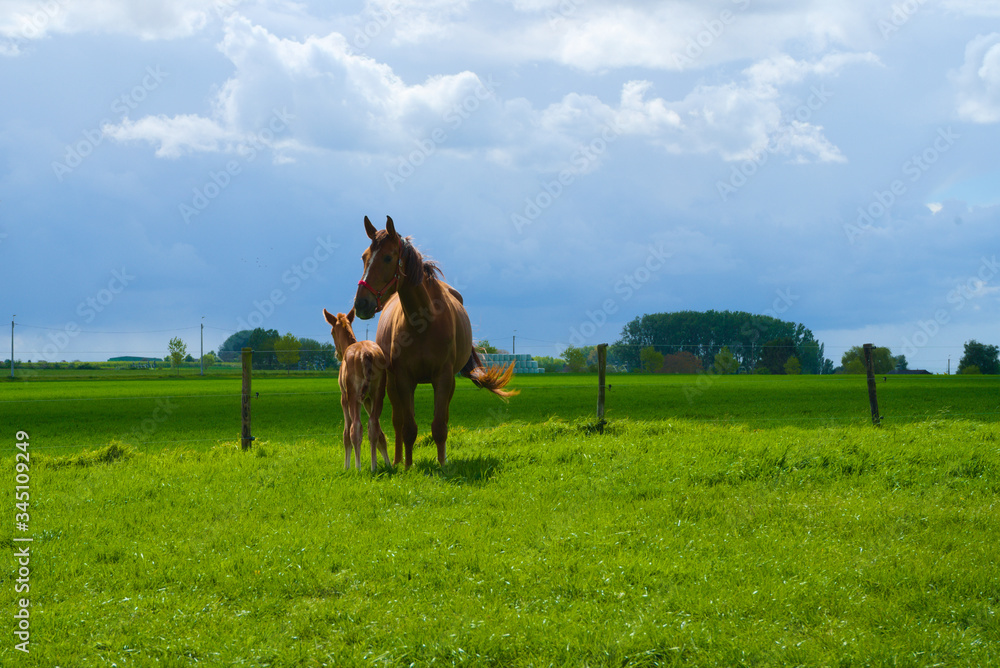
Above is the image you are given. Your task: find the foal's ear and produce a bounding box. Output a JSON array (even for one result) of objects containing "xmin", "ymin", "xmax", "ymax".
[
  {"xmin": 323, "ymin": 308, "xmax": 337, "ymax": 327},
  {"xmin": 364, "ymin": 215, "xmax": 377, "ymax": 240},
  {"xmin": 385, "ymin": 215, "xmax": 397, "ymax": 240},
  {"xmin": 346, "ymin": 308, "xmax": 355, "ymax": 324}
]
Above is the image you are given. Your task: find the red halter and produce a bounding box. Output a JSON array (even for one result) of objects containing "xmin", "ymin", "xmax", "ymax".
[{"xmin": 357, "ymin": 238, "xmax": 404, "ymax": 313}]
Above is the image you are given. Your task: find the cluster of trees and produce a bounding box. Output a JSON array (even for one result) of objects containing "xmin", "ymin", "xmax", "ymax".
[
  {"xmin": 217, "ymin": 329, "xmax": 337, "ymax": 371},
  {"xmin": 836, "ymin": 340, "xmax": 999, "ymax": 375},
  {"xmin": 611, "ymin": 310, "xmax": 832, "ymax": 374},
  {"xmin": 956, "ymin": 340, "xmax": 1000, "ymax": 374},
  {"xmin": 163, "ymin": 329, "xmax": 338, "ymax": 372}
]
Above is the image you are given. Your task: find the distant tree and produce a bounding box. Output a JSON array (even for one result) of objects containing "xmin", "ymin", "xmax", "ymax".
[
  {"xmin": 247, "ymin": 328, "xmax": 280, "ymax": 370},
  {"xmin": 662, "ymin": 351, "xmax": 703, "ymax": 374},
  {"xmin": 533, "ymin": 356, "xmax": 564, "ymax": 373},
  {"xmin": 640, "ymin": 346, "xmax": 665, "ymax": 373},
  {"xmin": 477, "ymin": 340, "xmax": 499, "ymax": 354},
  {"xmin": 960, "ymin": 364, "xmax": 982, "ymax": 375},
  {"xmin": 760, "ymin": 337, "xmax": 795, "ymax": 374},
  {"xmin": 201, "ymin": 352, "xmax": 218, "ymax": 369},
  {"xmin": 614, "ymin": 310, "xmax": 832, "ymax": 373},
  {"xmin": 561, "ymin": 345, "xmax": 587, "ymax": 373},
  {"xmin": 218, "ymin": 330, "xmax": 253, "ymax": 362},
  {"xmin": 297, "ymin": 337, "xmax": 323, "ymax": 368},
  {"xmin": 275, "ymin": 332, "xmax": 302, "ymax": 372},
  {"xmin": 842, "ymin": 359, "xmax": 865, "ymax": 375},
  {"xmin": 784, "ymin": 356, "xmax": 802, "ymax": 375},
  {"xmin": 167, "ymin": 337, "xmax": 187, "ymax": 372},
  {"xmin": 958, "ymin": 340, "xmax": 999, "ymax": 375},
  {"xmin": 713, "ymin": 346, "xmax": 739, "ymax": 375},
  {"xmin": 841, "ymin": 345, "xmax": 895, "ymax": 374},
  {"xmin": 894, "ymin": 354, "xmax": 909, "ymax": 372}
]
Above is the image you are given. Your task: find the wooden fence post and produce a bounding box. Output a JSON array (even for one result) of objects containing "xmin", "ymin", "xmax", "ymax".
[
  {"xmin": 596, "ymin": 343, "xmax": 608, "ymax": 433},
  {"xmin": 241, "ymin": 347, "xmax": 254, "ymax": 449},
  {"xmin": 863, "ymin": 343, "xmax": 881, "ymax": 427}
]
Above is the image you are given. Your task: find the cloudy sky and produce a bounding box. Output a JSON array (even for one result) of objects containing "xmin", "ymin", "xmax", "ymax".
[{"xmin": 2, "ymin": 0, "xmax": 999, "ymax": 372}]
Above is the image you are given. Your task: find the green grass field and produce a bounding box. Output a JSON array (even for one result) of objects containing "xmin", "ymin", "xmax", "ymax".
[
  {"xmin": 2, "ymin": 373, "xmax": 998, "ymax": 455},
  {"xmin": 2, "ymin": 374, "xmax": 999, "ymax": 666}
]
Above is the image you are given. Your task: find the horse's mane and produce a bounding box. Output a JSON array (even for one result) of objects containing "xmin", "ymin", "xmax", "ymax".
[{"xmin": 376, "ymin": 232, "xmax": 441, "ymax": 285}]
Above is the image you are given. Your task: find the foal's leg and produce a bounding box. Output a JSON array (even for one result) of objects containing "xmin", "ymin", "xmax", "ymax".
[
  {"xmin": 365, "ymin": 379, "xmax": 391, "ymax": 472},
  {"xmin": 350, "ymin": 399, "xmax": 363, "ymax": 470},
  {"xmin": 340, "ymin": 393, "xmax": 352, "ymax": 470},
  {"xmin": 431, "ymin": 367, "xmax": 456, "ymax": 466}
]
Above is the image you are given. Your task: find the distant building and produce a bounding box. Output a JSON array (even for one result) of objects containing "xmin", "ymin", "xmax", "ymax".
[
  {"xmin": 108, "ymin": 356, "xmax": 159, "ymax": 362},
  {"xmin": 888, "ymin": 369, "xmax": 932, "ymax": 375}
]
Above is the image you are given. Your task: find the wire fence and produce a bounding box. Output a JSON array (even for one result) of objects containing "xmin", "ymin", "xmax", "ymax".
[{"xmin": 4, "ymin": 368, "xmax": 999, "ymax": 455}]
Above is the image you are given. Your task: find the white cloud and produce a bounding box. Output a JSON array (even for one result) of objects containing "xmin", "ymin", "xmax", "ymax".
[
  {"xmin": 0, "ymin": 0, "xmax": 231, "ymax": 47},
  {"xmin": 953, "ymin": 33, "xmax": 1000, "ymax": 123},
  {"xmin": 103, "ymin": 15, "xmax": 498, "ymax": 159},
  {"xmin": 103, "ymin": 115, "xmax": 231, "ymax": 158},
  {"xmin": 102, "ymin": 13, "xmax": 871, "ymax": 172}
]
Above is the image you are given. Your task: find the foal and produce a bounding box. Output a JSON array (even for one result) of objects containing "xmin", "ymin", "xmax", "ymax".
[{"xmin": 323, "ymin": 308, "xmax": 391, "ymax": 472}]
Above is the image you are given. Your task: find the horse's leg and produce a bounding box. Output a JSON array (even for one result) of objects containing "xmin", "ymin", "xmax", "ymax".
[
  {"xmin": 340, "ymin": 394, "xmax": 352, "ymax": 470},
  {"xmin": 431, "ymin": 368, "xmax": 456, "ymax": 466},
  {"xmin": 387, "ymin": 374, "xmax": 418, "ymax": 468},
  {"xmin": 350, "ymin": 399, "xmax": 363, "ymax": 470}
]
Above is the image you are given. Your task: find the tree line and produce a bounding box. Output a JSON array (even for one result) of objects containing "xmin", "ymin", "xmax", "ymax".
[
  {"xmin": 610, "ymin": 310, "xmax": 832, "ymax": 374},
  {"xmin": 842, "ymin": 340, "xmax": 999, "ymax": 375},
  {"xmin": 215, "ymin": 329, "xmax": 337, "ymax": 371}
]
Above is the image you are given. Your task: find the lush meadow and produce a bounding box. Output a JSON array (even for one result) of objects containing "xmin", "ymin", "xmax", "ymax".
[
  {"xmin": 1, "ymin": 374, "xmax": 998, "ymax": 666},
  {"xmin": 2, "ymin": 373, "xmax": 998, "ymax": 455}
]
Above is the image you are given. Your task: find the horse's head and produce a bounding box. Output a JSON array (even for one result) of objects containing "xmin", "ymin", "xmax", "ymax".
[
  {"xmin": 354, "ymin": 215, "xmax": 421, "ymax": 319},
  {"xmin": 323, "ymin": 307, "xmax": 356, "ymax": 359}
]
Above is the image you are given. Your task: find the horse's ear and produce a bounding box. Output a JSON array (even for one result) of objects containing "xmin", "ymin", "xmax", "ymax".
[
  {"xmin": 346, "ymin": 308, "xmax": 355, "ymax": 324},
  {"xmin": 323, "ymin": 308, "xmax": 337, "ymax": 326},
  {"xmin": 385, "ymin": 215, "xmax": 397, "ymax": 240},
  {"xmin": 364, "ymin": 216, "xmax": 377, "ymax": 240}
]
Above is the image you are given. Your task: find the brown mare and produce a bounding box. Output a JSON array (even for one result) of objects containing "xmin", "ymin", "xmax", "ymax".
[
  {"xmin": 353, "ymin": 215, "xmax": 517, "ymax": 468},
  {"xmin": 323, "ymin": 307, "xmax": 391, "ymax": 472}
]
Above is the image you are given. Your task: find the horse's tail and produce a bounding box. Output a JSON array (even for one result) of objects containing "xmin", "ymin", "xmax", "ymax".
[
  {"xmin": 462, "ymin": 348, "xmax": 520, "ymax": 401},
  {"xmin": 360, "ymin": 351, "xmax": 374, "ymax": 398}
]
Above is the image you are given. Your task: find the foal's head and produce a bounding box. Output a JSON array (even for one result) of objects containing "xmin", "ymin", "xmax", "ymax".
[{"xmin": 323, "ymin": 307, "xmax": 357, "ymax": 360}]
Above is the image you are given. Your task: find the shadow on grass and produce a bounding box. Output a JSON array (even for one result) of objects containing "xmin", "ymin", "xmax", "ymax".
[{"xmin": 411, "ymin": 454, "xmax": 503, "ymax": 486}]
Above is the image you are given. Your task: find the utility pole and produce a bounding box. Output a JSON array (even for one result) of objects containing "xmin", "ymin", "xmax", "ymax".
[
  {"xmin": 200, "ymin": 318, "xmax": 205, "ymax": 376},
  {"xmin": 10, "ymin": 316, "xmax": 14, "ymax": 379},
  {"xmin": 513, "ymin": 330, "xmax": 516, "ymax": 355}
]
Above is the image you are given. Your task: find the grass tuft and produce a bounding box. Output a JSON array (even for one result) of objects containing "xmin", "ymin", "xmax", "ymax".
[{"xmin": 36, "ymin": 440, "xmax": 136, "ymax": 469}]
